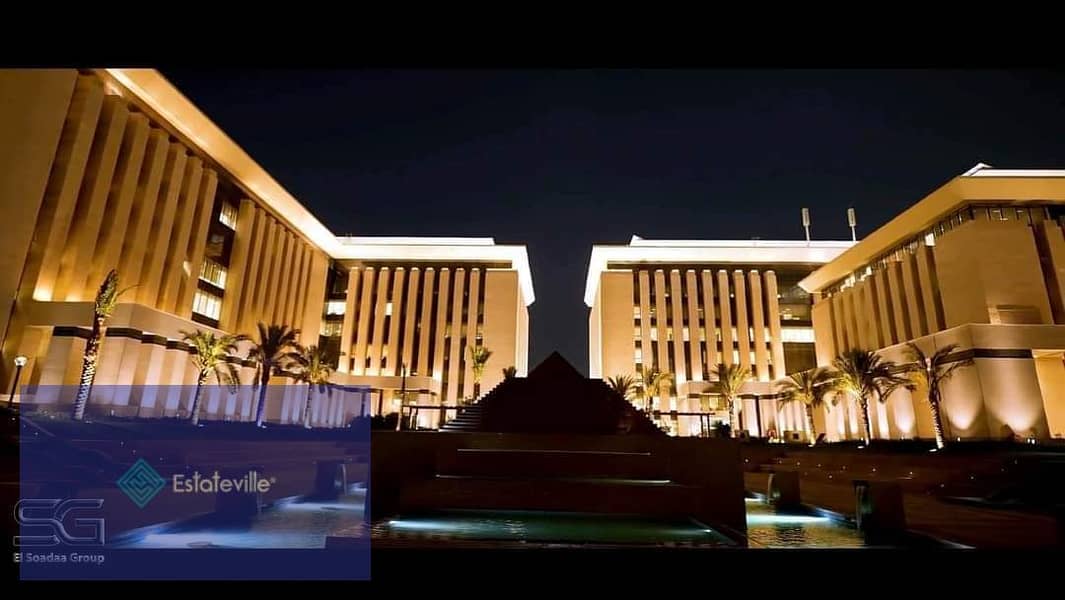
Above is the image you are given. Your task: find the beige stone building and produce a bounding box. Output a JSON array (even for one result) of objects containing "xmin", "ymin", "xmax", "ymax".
[
  {"xmin": 801, "ymin": 164, "xmax": 1065, "ymax": 442},
  {"xmin": 586, "ymin": 236, "xmax": 852, "ymax": 436},
  {"xmin": 0, "ymin": 69, "xmax": 532, "ymax": 426}
]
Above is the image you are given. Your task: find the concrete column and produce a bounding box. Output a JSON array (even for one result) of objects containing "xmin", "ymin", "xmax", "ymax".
[
  {"xmin": 653, "ymin": 270, "xmax": 670, "ymax": 373},
  {"xmin": 830, "ymin": 293, "xmax": 847, "ymax": 354},
  {"xmin": 764, "ymin": 271, "xmax": 786, "ymax": 380},
  {"xmin": 638, "ymin": 270, "xmax": 653, "ymax": 368},
  {"xmin": 871, "ymin": 270, "xmax": 896, "ymax": 346},
  {"xmin": 701, "ymin": 270, "xmax": 718, "ymax": 368},
  {"xmin": 915, "ymin": 243, "xmax": 944, "ymax": 332},
  {"xmin": 732, "ymin": 270, "xmax": 751, "ymax": 373},
  {"xmin": 131, "ymin": 341, "xmax": 168, "ymax": 415},
  {"xmin": 385, "ymin": 268, "xmax": 406, "ymax": 376},
  {"xmin": 900, "ymin": 252, "xmax": 928, "ymax": 338},
  {"xmin": 351, "ymin": 267, "xmax": 376, "ymax": 375},
  {"xmin": 886, "ymin": 261, "xmax": 912, "ymax": 342},
  {"xmin": 135, "ymin": 146, "xmax": 188, "ymax": 308},
  {"xmin": 400, "ymin": 268, "xmax": 421, "ymax": 375},
  {"xmin": 685, "ymin": 270, "xmax": 703, "ymax": 382},
  {"xmin": 117, "ymin": 130, "xmax": 169, "ymax": 300},
  {"xmin": 177, "ymin": 170, "xmax": 219, "ymax": 316},
  {"xmin": 366, "ymin": 268, "xmax": 391, "ymax": 375},
  {"xmin": 416, "ymin": 269, "xmax": 435, "ymax": 376},
  {"xmin": 432, "ymin": 269, "xmax": 451, "ymax": 381},
  {"xmin": 462, "ymin": 268, "xmax": 482, "ymax": 398},
  {"xmin": 260, "ymin": 224, "xmax": 288, "ymax": 325},
  {"xmin": 445, "ymin": 268, "xmax": 466, "ymax": 404},
  {"xmin": 336, "ymin": 267, "xmax": 360, "ymax": 374},
  {"xmin": 748, "ymin": 271, "xmax": 769, "ymax": 381},
  {"xmin": 157, "ymin": 157, "xmax": 204, "ymax": 313},
  {"xmin": 669, "ymin": 269, "xmax": 687, "ymax": 385},
  {"xmin": 231, "ymin": 206, "xmax": 267, "ymax": 334},
  {"xmin": 36, "ymin": 334, "xmax": 87, "ymax": 406},
  {"xmin": 717, "ymin": 271, "xmax": 733, "ymax": 366},
  {"xmin": 842, "ymin": 288, "xmax": 861, "ymax": 350}
]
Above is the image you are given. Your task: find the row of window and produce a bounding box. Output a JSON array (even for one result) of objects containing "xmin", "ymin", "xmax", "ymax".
[{"xmin": 192, "ymin": 289, "xmax": 222, "ymax": 321}]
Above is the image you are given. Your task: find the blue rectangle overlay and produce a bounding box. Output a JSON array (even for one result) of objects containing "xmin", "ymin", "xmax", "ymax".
[{"xmin": 14, "ymin": 385, "xmax": 371, "ymax": 580}]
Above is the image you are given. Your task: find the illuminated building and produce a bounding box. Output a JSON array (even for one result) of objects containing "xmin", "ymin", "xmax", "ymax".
[
  {"xmin": 801, "ymin": 164, "xmax": 1065, "ymax": 441},
  {"xmin": 586, "ymin": 236, "xmax": 853, "ymax": 436},
  {"xmin": 0, "ymin": 69, "xmax": 532, "ymax": 425}
]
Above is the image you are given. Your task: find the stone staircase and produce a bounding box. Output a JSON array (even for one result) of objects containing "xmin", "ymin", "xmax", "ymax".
[{"xmin": 439, "ymin": 403, "xmax": 484, "ymax": 432}]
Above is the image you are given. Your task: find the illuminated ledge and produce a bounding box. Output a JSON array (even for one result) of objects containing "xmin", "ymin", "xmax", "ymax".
[
  {"xmin": 102, "ymin": 69, "xmax": 342, "ymax": 257},
  {"xmin": 584, "ymin": 238, "xmax": 853, "ymax": 307},
  {"xmin": 335, "ymin": 237, "xmax": 534, "ymax": 306},
  {"xmin": 800, "ymin": 163, "xmax": 1065, "ymax": 294}
]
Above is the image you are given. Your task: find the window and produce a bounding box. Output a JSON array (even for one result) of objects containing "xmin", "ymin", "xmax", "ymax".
[
  {"xmin": 325, "ymin": 300, "xmax": 346, "ymax": 316},
  {"xmin": 650, "ymin": 328, "xmax": 658, "ymax": 341},
  {"xmin": 385, "ymin": 302, "xmax": 393, "ymax": 316},
  {"xmin": 321, "ymin": 321, "xmax": 343, "ymax": 337},
  {"xmin": 633, "ymin": 306, "xmax": 641, "ymax": 319},
  {"xmin": 699, "ymin": 327, "xmax": 706, "ymax": 342},
  {"xmin": 634, "ymin": 347, "xmax": 643, "ymax": 364},
  {"xmin": 199, "ymin": 259, "xmax": 227, "ymax": 289},
  {"xmin": 219, "ymin": 202, "xmax": 238, "ymax": 229},
  {"xmin": 666, "ymin": 329, "xmax": 673, "ymax": 342},
  {"xmin": 780, "ymin": 327, "xmax": 816, "ymax": 343},
  {"xmin": 633, "ymin": 326, "xmax": 642, "ymax": 340},
  {"xmin": 192, "ymin": 290, "xmax": 222, "ymax": 321},
  {"xmin": 682, "ymin": 327, "xmax": 690, "ymax": 342}
]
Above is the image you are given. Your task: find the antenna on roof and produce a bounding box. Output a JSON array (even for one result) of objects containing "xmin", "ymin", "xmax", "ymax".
[
  {"xmin": 801, "ymin": 208, "xmax": 811, "ymax": 246},
  {"xmin": 847, "ymin": 208, "xmax": 857, "ymax": 242}
]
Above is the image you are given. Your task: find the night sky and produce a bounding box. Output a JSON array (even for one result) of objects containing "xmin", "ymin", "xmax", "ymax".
[{"xmin": 163, "ymin": 69, "xmax": 1065, "ymax": 375}]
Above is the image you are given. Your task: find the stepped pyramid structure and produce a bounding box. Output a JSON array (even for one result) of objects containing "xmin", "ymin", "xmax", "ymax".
[{"xmin": 441, "ymin": 351, "xmax": 662, "ymax": 435}]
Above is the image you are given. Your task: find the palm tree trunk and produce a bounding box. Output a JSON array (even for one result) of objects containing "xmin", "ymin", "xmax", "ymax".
[
  {"xmin": 805, "ymin": 404, "xmax": 817, "ymax": 445},
  {"xmin": 473, "ymin": 381, "xmax": 481, "ymax": 402},
  {"xmin": 730, "ymin": 396, "xmax": 740, "ymax": 438},
  {"xmin": 72, "ymin": 316, "xmax": 104, "ymax": 421},
  {"xmin": 928, "ymin": 390, "xmax": 946, "ymax": 449},
  {"xmin": 255, "ymin": 364, "xmax": 270, "ymax": 427},
  {"xmin": 303, "ymin": 384, "xmax": 313, "ymax": 429},
  {"xmin": 859, "ymin": 397, "xmax": 872, "ymax": 445},
  {"xmin": 190, "ymin": 373, "xmax": 207, "ymax": 426}
]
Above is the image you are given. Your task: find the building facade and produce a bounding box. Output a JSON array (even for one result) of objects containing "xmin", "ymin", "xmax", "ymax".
[
  {"xmin": 801, "ymin": 164, "xmax": 1065, "ymax": 442},
  {"xmin": 326, "ymin": 237, "xmax": 532, "ymax": 428},
  {"xmin": 586, "ymin": 236, "xmax": 852, "ymax": 436},
  {"xmin": 0, "ymin": 69, "xmax": 532, "ymax": 427}
]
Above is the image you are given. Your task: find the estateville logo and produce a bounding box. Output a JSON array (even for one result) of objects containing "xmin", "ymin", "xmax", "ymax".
[{"xmin": 116, "ymin": 459, "xmax": 275, "ymax": 508}]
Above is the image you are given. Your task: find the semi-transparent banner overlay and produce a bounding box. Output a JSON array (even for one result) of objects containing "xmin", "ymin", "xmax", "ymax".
[{"xmin": 13, "ymin": 385, "xmax": 371, "ymax": 580}]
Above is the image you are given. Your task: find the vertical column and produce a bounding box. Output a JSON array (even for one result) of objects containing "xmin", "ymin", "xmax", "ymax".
[
  {"xmin": 841, "ymin": 288, "xmax": 861, "ymax": 350},
  {"xmin": 366, "ymin": 268, "xmax": 390, "ymax": 375},
  {"xmin": 764, "ymin": 271, "xmax": 786, "ymax": 380},
  {"xmin": 445, "ymin": 268, "xmax": 466, "ymax": 404},
  {"xmin": 135, "ymin": 145, "xmax": 188, "ymax": 307},
  {"xmin": 416, "ymin": 269, "xmax": 436, "ymax": 376},
  {"xmin": 717, "ymin": 270, "xmax": 733, "ymax": 367},
  {"xmin": 266, "ymin": 232, "xmax": 293, "ymax": 325},
  {"xmin": 31, "ymin": 75, "xmax": 105, "ymax": 302},
  {"xmin": 901, "ymin": 252, "xmax": 927, "ymax": 338},
  {"xmin": 733, "ymin": 270, "xmax": 751, "ymax": 374},
  {"xmin": 871, "ymin": 270, "xmax": 897, "ymax": 347},
  {"xmin": 861, "ymin": 278, "xmax": 883, "ymax": 349},
  {"xmin": 88, "ymin": 113, "xmax": 150, "ymax": 296},
  {"xmin": 300, "ymin": 251, "xmax": 330, "ymax": 345},
  {"xmin": 668, "ymin": 270, "xmax": 687, "ymax": 384},
  {"xmin": 256, "ymin": 220, "xmax": 284, "ymax": 326},
  {"xmin": 274, "ymin": 236, "xmax": 298, "ymax": 326},
  {"xmin": 55, "ymin": 96, "xmax": 131, "ymax": 301},
  {"xmin": 116, "ymin": 129, "xmax": 169, "ymax": 294},
  {"xmin": 915, "ymin": 243, "xmax": 944, "ymax": 332},
  {"xmin": 221, "ymin": 203, "xmax": 258, "ymax": 332},
  {"xmin": 638, "ymin": 270, "xmax": 653, "ymax": 369},
  {"xmin": 336, "ymin": 268, "xmax": 360, "ymax": 374},
  {"xmin": 384, "ymin": 268, "xmax": 405, "ymax": 376},
  {"xmin": 351, "ymin": 267, "xmax": 376, "ymax": 375},
  {"xmin": 886, "ymin": 261, "xmax": 912, "ymax": 342},
  {"xmin": 831, "ymin": 293, "xmax": 848, "ymax": 353},
  {"xmin": 462, "ymin": 268, "xmax": 482, "ymax": 398},
  {"xmin": 701, "ymin": 271, "xmax": 718, "ymax": 369},
  {"xmin": 178, "ymin": 170, "xmax": 219, "ymax": 316},
  {"xmin": 685, "ymin": 270, "xmax": 703, "ymax": 381},
  {"xmin": 36, "ymin": 334, "xmax": 88, "ymax": 406},
  {"xmin": 400, "ymin": 268, "xmax": 421, "ymax": 375},
  {"xmin": 55, "ymin": 96, "xmax": 128, "ymax": 300},
  {"xmin": 158, "ymin": 157, "xmax": 204, "ymax": 313},
  {"xmin": 432, "ymin": 269, "xmax": 451, "ymax": 381},
  {"xmin": 748, "ymin": 271, "xmax": 769, "ymax": 381},
  {"xmin": 653, "ymin": 269, "xmax": 670, "ymax": 373},
  {"xmin": 290, "ymin": 246, "xmax": 310, "ymax": 331}
]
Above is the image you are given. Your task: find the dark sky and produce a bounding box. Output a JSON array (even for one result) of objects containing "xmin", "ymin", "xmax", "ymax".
[{"xmin": 163, "ymin": 69, "xmax": 1065, "ymax": 375}]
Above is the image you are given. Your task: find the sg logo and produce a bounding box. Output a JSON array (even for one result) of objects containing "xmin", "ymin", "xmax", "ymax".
[{"xmin": 13, "ymin": 499, "xmax": 106, "ymax": 547}]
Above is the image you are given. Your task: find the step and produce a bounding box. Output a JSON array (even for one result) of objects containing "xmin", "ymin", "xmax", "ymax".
[
  {"xmin": 438, "ymin": 448, "xmax": 667, "ymax": 480},
  {"xmin": 400, "ymin": 475, "xmax": 702, "ymax": 517}
]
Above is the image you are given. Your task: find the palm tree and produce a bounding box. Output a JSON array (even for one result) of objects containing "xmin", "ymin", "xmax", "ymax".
[
  {"xmin": 502, "ymin": 366, "xmax": 517, "ymax": 379},
  {"xmin": 181, "ymin": 330, "xmax": 246, "ymax": 426},
  {"xmin": 467, "ymin": 345, "xmax": 493, "ymax": 402},
  {"xmin": 776, "ymin": 367, "xmax": 838, "ymax": 445},
  {"xmin": 291, "ymin": 345, "xmax": 336, "ymax": 429},
  {"xmin": 636, "ymin": 366, "xmax": 671, "ymax": 413},
  {"xmin": 832, "ymin": 349, "xmax": 909, "ymax": 445},
  {"xmin": 606, "ymin": 374, "xmax": 638, "ymax": 403},
  {"xmin": 72, "ymin": 269, "xmax": 133, "ymax": 421},
  {"xmin": 711, "ymin": 363, "xmax": 752, "ymax": 438},
  {"xmin": 904, "ymin": 343, "xmax": 973, "ymax": 449},
  {"xmin": 247, "ymin": 323, "xmax": 301, "ymax": 427}
]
